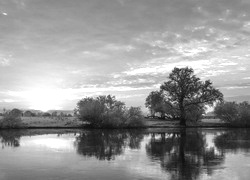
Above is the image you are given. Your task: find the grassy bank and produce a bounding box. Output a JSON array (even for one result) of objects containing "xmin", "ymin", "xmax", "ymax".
[{"xmin": 0, "ymin": 116, "xmax": 244, "ymax": 129}]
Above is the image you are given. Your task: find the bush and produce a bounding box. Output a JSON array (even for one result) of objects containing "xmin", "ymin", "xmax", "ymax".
[
  {"xmin": 124, "ymin": 107, "xmax": 145, "ymax": 127},
  {"xmin": 185, "ymin": 105, "xmax": 205, "ymax": 122},
  {"xmin": 75, "ymin": 95, "xmax": 145, "ymax": 128},
  {"xmin": 0, "ymin": 109, "xmax": 23, "ymax": 128},
  {"xmin": 214, "ymin": 101, "xmax": 250, "ymax": 126}
]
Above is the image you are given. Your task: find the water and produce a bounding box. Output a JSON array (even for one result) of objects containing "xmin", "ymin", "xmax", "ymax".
[{"xmin": 0, "ymin": 128, "xmax": 250, "ymax": 180}]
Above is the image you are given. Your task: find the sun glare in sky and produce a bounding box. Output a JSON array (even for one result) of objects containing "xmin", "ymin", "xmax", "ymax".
[{"xmin": 20, "ymin": 88, "xmax": 65, "ymax": 111}]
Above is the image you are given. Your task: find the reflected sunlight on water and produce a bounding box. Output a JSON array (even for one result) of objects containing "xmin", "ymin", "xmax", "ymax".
[{"xmin": 21, "ymin": 135, "xmax": 76, "ymax": 152}]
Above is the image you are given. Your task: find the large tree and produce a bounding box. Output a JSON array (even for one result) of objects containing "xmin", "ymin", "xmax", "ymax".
[{"xmin": 160, "ymin": 67, "xmax": 223, "ymax": 126}]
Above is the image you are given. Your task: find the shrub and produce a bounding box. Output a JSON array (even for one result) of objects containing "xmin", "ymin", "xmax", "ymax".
[
  {"xmin": 0, "ymin": 109, "xmax": 23, "ymax": 128},
  {"xmin": 124, "ymin": 107, "xmax": 145, "ymax": 127},
  {"xmin": 214, "ymin": 101, "xmax": 250, "ymax": 126},
  {"xmin": 75, "ymin": 95, "xmax": 145, "ymax": 128},
  {"xmin": 42, "ymin": 112, "xmax": 51, "ymax": 117}
]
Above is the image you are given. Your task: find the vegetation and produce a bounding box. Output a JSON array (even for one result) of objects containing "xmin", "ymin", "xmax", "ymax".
[
  {"xmin": 145, "ymin": 91, "xmax": 179, "ymax": 119},
  {"xmin": 75, "ymin": 95, "xmax": 145, "ymax": 128},
  {"xmin": 146, "ymin": 67, "xmax": 223, "ymax": 126},
  {"xmin": 0, "ymin": 108, "xmax": 23, "ymax": 128},
  {"xmin": 214, "ymin": 101, "xmax": 250, "ymax": 126}
]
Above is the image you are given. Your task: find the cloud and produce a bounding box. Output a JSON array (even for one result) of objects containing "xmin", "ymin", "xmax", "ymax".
[
  {"xmin": 1, "ymin": 0, "xmax": 250, "ymax": 110},
  {"xmin": 0, "ymin": 58, "xmax": 10, "ymax": 66},
  {"xmin": 0, "ymin": 99, "xmax": 16, "ymax": 103},
  {"xmin": 124, "ymin": 59, "xmax": 211, "ymax": 76}
]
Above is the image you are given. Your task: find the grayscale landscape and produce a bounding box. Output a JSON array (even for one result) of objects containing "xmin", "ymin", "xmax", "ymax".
[{"xmin": 0, "ymin": 0, "xmax": 250, "ymax": 179}]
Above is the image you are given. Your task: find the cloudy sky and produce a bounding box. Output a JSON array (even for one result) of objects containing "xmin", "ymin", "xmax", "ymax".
[{"xmin": 0, "ymin": 0, "xmax": 250, "ymax": 111}]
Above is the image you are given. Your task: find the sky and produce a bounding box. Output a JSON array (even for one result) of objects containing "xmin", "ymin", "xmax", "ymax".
[{"xmin": 0, "ymin": 0, "xmax": 250, "ymax": 111}]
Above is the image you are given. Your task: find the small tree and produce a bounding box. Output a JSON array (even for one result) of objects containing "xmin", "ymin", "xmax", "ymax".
[
  {"xmin": 9, "ymin": 108, "xmax": 23, "ymax": 117},
  {"xmin": 51, "ymin": 111, "xmax": 58, "ymax": 118},
  {"xmin": 160, "ymin": 67, "xmax": 223, "ymax": 126},
  {"xmin": 145, "ymin": 91, "xmax": 180, "ymax": 119},
  {"xmin": 42, "ymin": 112, "xmax": 51, "ymax": 117},
  {"xmin": 24, "ymin": 110, "xmax": 36, "ymax": 117},
  {"xmin": 214, "ymin": 101, "xmax": 250, "ymax": 126},
  {"xmin": 145, "ymin": 91, "xmax": 166, "ymax": 118},
  {"xmin": 214, "ymin": 102, "xmax": 238, "ymax": 123},
  {"xmin": 0, "ymin": 108, "xmax": 23, "ymax": 128}
]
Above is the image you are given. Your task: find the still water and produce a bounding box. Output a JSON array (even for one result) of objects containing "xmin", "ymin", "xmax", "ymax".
[{"xmin": 0, "ymin": 128, "xmax": 250, "ymax": 180}]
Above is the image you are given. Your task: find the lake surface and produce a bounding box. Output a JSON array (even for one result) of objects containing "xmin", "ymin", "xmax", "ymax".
[{"xmin": 0, "ymin": 128, "xmax": 250, "ymax": 180}]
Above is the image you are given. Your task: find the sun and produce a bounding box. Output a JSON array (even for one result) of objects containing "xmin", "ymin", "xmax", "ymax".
[{"xmin": 25, "ymin": 88, "xmax": 64, "ymax": 111}]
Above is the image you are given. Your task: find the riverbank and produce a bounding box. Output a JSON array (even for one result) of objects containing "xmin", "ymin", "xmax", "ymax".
[{"xmin": 0, "ymin": 116, "xmax": 240, "ymax": 129}]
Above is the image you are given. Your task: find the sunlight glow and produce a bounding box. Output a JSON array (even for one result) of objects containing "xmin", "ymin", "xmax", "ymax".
[
  {"xmin": 8, "ymin": 87, "xmax": 70, "ymax": 111},
  {"xmin": 26, "ymin": 88, "xmax": 65, "ymax": 111},
  {"xmin": 7, "ymin": 85, "xmax": 153, "ymax": 111}
]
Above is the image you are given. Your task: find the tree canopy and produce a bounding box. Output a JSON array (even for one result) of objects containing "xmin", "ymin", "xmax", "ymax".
[
  {"xmin": 160, "ymin": 67, "xmax": 223, "ymax": 125},
  {"xmin": 146, "ymin": 67, "xmax": 223, "ymax": 126}
]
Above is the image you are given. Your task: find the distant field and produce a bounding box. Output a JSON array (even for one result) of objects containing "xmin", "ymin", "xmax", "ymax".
[
  {"xmin": 21, "ymin": 116, "xmax": 84, "ymax": 127},
  {"xmin": 0, "ymin": 116, "xmax": 84, "ymax": 128}
]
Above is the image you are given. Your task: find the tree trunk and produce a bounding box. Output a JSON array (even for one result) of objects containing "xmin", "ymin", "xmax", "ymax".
[{"xmin": 179, "ymin": 103, "xmax": 186, "ymax": 126}]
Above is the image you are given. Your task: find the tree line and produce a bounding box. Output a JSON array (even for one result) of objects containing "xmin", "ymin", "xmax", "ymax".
[
  {"xmin": 0, "ymin": 109, "xmax": 73, "ymax": 118},
  {"xmin": 1, "ymin": 67, "xmax": 249, "ymax": 128}
]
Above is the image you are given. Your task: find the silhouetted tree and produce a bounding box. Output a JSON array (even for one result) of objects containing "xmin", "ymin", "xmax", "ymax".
[{"xmin": 160, "ymin": 67, "xmax": 223, "ymax": 126}]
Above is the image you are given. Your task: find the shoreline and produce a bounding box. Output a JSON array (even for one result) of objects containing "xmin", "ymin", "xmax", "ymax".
[
  {"xmin": 1, "ymin": 124, "xmax": 250, "ymax": 129},
  {"xmin": 1, "ymin": 117, "xmax": 250, "ymax": 129}
]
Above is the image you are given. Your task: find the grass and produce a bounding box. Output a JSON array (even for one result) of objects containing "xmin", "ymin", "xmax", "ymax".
[
  {"xmin": 0, "ymin": 116, "xmax": 84, "ymax": 128},
  {"xmin": 145, "ymin": 118, "xmax": 227, "ymax": 128},
  {"xmin": 0, "ymin": 116, "xmax": 240, "ymax": 128}
]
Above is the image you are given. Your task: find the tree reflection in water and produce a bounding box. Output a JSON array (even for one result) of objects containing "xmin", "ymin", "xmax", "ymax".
[
  {"xmin": 0, "ymin": 130, "xmax": 21, "ymax": 148},
  {"xmin": 1, "ymin": 127, "xmax": 250, "ymax": 179},
  {"xmin": 214, "ymin": 129, "xmax": 250, "ymax": 153},
  {"xmin": 74, "ymin": 130, "xmax": 144, "ymax": 160},
  {"xmin": 146, "ymin": 129, "xmax": 224, "ymax": 180}
]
